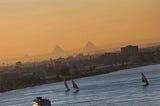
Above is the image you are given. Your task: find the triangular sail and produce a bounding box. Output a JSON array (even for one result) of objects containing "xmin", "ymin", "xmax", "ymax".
[
  {"xmin": 64, "ymin": 79, "xmax": 70, "ymax": 91},
  {"xmin": 72, "ymin": 80, "xmax": 79, "ymax": 91},
  {"xmin": 141, "ymin": 73, "xmax": 149, "ymax": 85}
]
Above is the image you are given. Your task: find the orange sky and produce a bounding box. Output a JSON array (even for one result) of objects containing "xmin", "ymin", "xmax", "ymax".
[{"xmin": 0, "ymin": 0, "xmax": 160, "ymax": 60}]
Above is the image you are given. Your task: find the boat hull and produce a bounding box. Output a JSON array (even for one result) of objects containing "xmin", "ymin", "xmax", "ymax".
[{"xmin": 33, "ymin": 97, "xmax": 51, "ymax": 106}]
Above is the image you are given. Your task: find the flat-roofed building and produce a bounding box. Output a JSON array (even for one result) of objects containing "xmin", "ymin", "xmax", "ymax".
[{"xmin": 121, "ymin": 45, "xmax": 139, "ymax": 57}]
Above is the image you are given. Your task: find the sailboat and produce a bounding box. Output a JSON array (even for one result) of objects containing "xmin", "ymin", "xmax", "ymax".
[
  {"xmin": 64, "ymin": 79, "xmax": 70, "ymax": 92},
  {"xmin": 71, "ymin": 79, "xmax": 79, "ymax": 93},
  {"xmin": 141, "ymin": 72, "xmax": 149, "ymax": 86}
]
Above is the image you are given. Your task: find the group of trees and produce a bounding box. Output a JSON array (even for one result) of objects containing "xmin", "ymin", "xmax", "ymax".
[
  {"xmin": 0, "ymin": 74, "xmax": 44, "ymax": 92},
  {"xmin": 44, "ymin": 63, "xmax": 71, "ymax": 80}
]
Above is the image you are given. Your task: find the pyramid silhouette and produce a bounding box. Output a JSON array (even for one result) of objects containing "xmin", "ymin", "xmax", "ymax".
[
  {"xmin": 83, "ymin": 41, "xmax": 97, "ymax": 51},
  {"xmin": 53, "ymin": 45, "xmax": 65, "ymax": 55}
]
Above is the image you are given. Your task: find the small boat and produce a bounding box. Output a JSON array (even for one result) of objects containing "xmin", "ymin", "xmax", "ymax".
[
  {"xmin": 141, "ymin": 73, "xmax": 149, "ymax": 86},
  {"xmin": 64, "ymin": 78, "xmax": 70, "ymax": 92},
  {"xmin": 71, "ymin": 79, "xmax": 79, "ymax": 93},
  {"xmin": 33, "ymin": 97, "xmax": 51, "ymax": 106}
]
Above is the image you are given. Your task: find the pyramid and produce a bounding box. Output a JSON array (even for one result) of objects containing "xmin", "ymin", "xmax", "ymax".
[
  {"xmin": 83, "ymin": 41, "xmax": 97, "ymax": 51},
  {"xmin": 53, "ymin": 45, "xmax": 65, "ymax": 56}
]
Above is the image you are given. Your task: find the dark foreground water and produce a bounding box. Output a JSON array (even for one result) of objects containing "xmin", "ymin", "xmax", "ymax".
[{"xmin": 0, "ymin": 64, "xmax": 160, "ymax": 106}]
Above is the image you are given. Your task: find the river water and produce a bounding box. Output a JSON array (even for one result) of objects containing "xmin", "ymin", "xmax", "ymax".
[{"xmin": 0, "ymin": 64, "xmax": 160, "ymax": 106}]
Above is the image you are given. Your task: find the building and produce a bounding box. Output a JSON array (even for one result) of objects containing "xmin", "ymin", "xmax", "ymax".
[
  {"xmin": 98, "ymin": 52, "xmax": 124, "ymax": 65},
  {"xmin": 121, "ymin": 45, "xmax": 139, "ymax": 57}
]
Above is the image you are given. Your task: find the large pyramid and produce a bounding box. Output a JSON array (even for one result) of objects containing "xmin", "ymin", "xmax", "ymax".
[
  {"xmin": 52, "ymin": 45, "xmax": 65, "ymax": 57},
  {"xmin": 83, "ymin": 41, "xmax": 97, "ymax": 51}
]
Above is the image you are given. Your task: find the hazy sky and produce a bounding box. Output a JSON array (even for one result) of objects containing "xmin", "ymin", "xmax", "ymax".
[{"xmin": 0, "ymin": 0, "xmax": 160, "ymax": 59}]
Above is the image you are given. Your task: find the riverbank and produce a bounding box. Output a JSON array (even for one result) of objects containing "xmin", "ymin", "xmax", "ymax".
[
  {"xmin": 47, "ymin": 63, "xmax": 155, "ymax": 82},
  {"xmin": 0, "ymin": 63, "xmax": 157, "ymax": 93}
]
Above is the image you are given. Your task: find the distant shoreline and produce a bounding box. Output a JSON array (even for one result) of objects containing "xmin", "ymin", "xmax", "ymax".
[{"xmin": 49, "ymin": 63, "xmax": 157, "ymax": 82}]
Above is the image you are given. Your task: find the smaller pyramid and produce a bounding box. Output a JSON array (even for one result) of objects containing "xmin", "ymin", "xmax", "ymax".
[{"xmin": 83, "ymin": 41, "xmax": 97, "ymax": 51}]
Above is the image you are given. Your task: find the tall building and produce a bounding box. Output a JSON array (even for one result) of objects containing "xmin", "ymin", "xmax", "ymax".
[{"xmin": 121, "ymin": 45, "xmax": 139, "ymax": 57}]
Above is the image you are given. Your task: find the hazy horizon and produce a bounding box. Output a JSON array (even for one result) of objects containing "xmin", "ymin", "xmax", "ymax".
[{"xmin": 0, "ymin": 0, "xmax": 160, "ymax": 60}]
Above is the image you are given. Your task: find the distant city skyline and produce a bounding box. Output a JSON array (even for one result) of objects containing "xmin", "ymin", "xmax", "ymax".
[{"xmin": 0, "ymin": 0, "xmax": 160, "ymax": 60}]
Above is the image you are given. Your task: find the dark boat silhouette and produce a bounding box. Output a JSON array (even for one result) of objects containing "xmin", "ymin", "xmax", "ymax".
[
  {"xmin": 71, "ymin": 79, "xmax": 79, "ymax": 93},
  {"xmin": 64, "ymin": 78, "xmax": 70, "ymax": 92},
  {"xmin": 33, "ymin": 97, "xmax": 51, "ymax": 106},
  {"xmin": 141, "ymin": 73, "xmax": 149, "ymax": 86}
]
